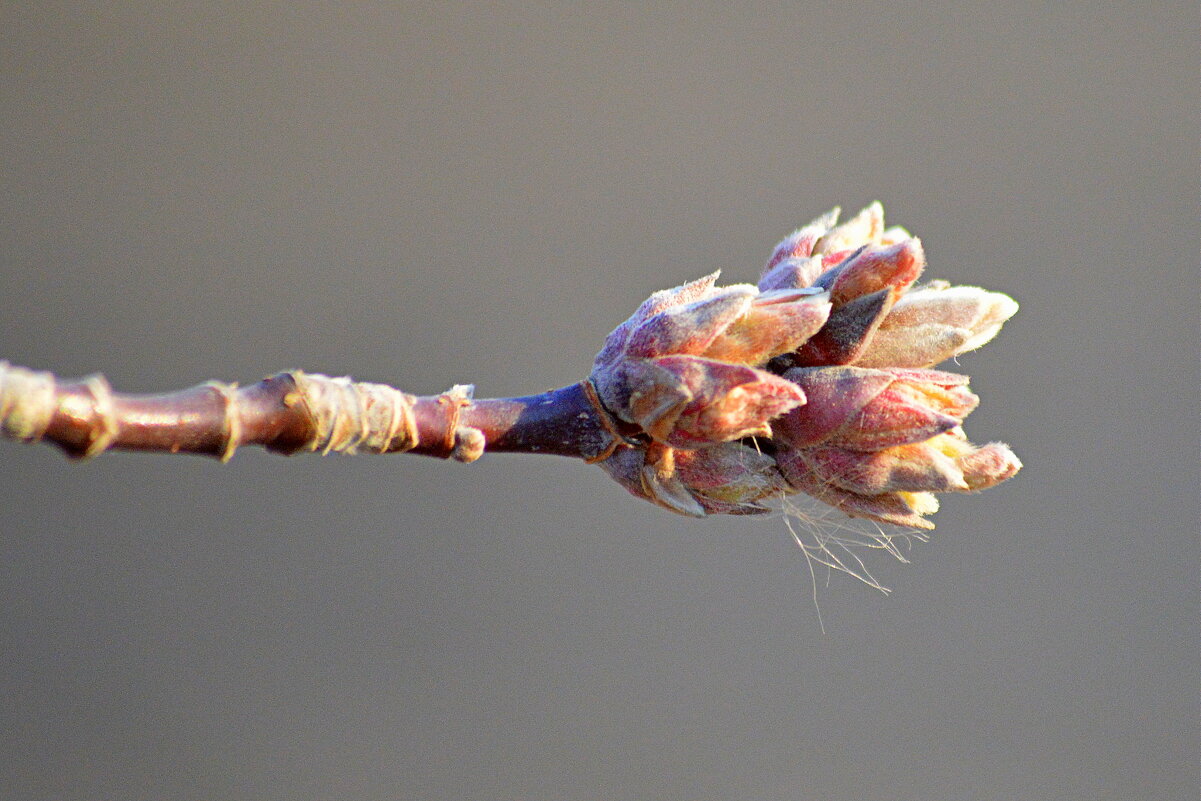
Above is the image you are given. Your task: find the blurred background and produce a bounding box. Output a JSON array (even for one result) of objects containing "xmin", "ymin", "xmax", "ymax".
[{"xmin": 1, "ymin": 2, "xmax": 1195, "ymax": 799}]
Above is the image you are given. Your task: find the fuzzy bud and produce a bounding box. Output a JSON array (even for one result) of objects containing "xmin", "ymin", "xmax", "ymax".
[
  {"xmin": 811, "ymin": 201, "xmax": 884, "ymax": 256},
  {"xmin": 600, "ymin": 441, "xmax": 788, "ymax": 517},
  {"xmin": 822, "ymin": 239, "xmax": 926, "ymax": 307},
  {"xmin": 772, "ymin": 365, "xmax": 1014, "ymax": 528},
  {"xmin": 763, "ymin": 208, "xmax": 840, "ymax": 273},
  {"xmin": 776, "ymin": 454, "xmax": 942, "ymax": 529},
  {"xmin": 623, "ymin": 356, "xmax": 805, "ymax": 447},
  {"xmin": 594, "ymin": 202, "xmax": 1020, "ymax": 529},
  {"xmin": 791, "ymin": 288, "xmax": 895, "ymax": 366},
  {"xmin": 776, "ymin": 366, "xmax": 978, "ymax": 451},
  {"xmin": 856, "ymin": 284, "xmax": 1020, "ymax": 368},
  {"xmin": 591, "ymin": 274, "xmax": 832, "ymax": 448}
]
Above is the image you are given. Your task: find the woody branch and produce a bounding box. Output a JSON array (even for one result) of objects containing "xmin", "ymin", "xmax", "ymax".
[{"xmin": 0, "ymin": 362, "xmax": 621, "ymax": 464}]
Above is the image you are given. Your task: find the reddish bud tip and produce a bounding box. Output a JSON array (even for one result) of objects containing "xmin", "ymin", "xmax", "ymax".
[
  {"xmin": 812, "ymin": 202, "xmax": 885, "ymax": 256},
  {"xmin": 646, "ymin": 356, "xmax": 805, "ymax": 448},
  {"xmin": 763, "ymin": 208, "xmax": 840, "ymax": 274},
  {"xmin": 828, "ymin": 239, "xmax": 926, "ymax": 306}
]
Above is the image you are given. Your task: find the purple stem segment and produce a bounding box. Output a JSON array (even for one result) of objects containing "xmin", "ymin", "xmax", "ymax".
[{"xmin": 9, "ymin": 369, "xmax": 617, "ymax": 463}]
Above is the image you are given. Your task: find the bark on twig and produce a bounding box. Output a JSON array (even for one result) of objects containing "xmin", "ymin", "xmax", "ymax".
[{"xmin": 0, "ymin": 362, "xmax": 620, "ymax": 464}]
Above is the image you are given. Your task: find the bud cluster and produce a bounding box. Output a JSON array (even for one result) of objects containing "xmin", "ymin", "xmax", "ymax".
[{"xmin": 590, "ymin": 203, "xmax": 1020, "ymax": 528}]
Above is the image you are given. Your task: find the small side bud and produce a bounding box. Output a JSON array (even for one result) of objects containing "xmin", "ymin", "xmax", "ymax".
[
  {"xmin": 758, "ymin": 255, "xmax": 826, "ymax": 292},
  {"xmin": 812, "ymin": 201, "xmax": 884, "ymax": 255},
  {"xmin": 826, "ymin": 239, "xmax": 925, "ymax": 307},
  {"xmin": 763, "ymin": 208, "xmax": 840, "ymax": 274},
  {"xmin": 0, "ymin": 362, "xmax": 57, "ymax": 443},
  {"xmin": 624, "ymin": 287, "xmax": 756, "ymax": 360}
]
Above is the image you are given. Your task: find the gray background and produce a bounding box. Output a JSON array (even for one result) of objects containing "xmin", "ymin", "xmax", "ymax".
[{"xmin": 1, "ymin": 2, "xmax": 1195, "ymax": 799}]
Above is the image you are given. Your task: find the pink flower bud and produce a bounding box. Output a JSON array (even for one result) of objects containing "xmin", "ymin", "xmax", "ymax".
[
  {"xmin": 626, "ymin": 356, "xmax": 805, "ymax": 447},
  {"xmin": 856, "ymin": 284, "xmax": 1020, "ymax": 368},
  {"xmin": 599, "ymin": 441, "xmax": 788, "ymax": 517},
  {"xmin": 811, "ymin": 201, "xmax": 884, "ymax": 255},
  {"xmin": 700, "ymin": 289, "xmax": 831, "ymax": 365},
  {"xmin": 775, "ymin": 366, "xmax": 977, "ymax": 451},
  {"xmin": 797, "ymin": 442, "xmax": 970, "ymax": 495},
  {"xmin": 774, "ymin": 429, "xmax": 1021, "ymax": 528},
  {"xmin": 624, "ymin": 286, "xmax": 757, "ymax": 360},
  {"xmin": 776, "ymin": 451, "xmax": 940, "ymax": 529},
  {"xmin": 674, "ymin": 442, "xmax": 790, "ymax": 515},
  {"xmin": 593, "ymin": 273, "xmax": 722, "ymax": 370},
  {"xmin": 763, "ymin": 208, "xmax": 840, "ymax": 273},
  {"xmin": 825, "ymin": 239, "xmax": 925, "ymax": 307},
  {"xmin": 593, "ymin": 202, "xmax": 1020, "ymax": 528}
]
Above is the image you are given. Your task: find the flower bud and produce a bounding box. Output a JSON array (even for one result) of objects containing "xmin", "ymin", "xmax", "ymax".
[
  {"xmin": 797, "ymin": 441, "xmax": 970, "ymax": 495},
  {"xmin": 623, "ymin": 286, "xmax": 757, "ymax": 361},
  {"xmin": 823, "ymin": 239, "xmax": 926, "ymax": 307},
  {"xmin": 856, "ymin": 284, "xmax": 1020, "ymax": 368},
  {"xmin": 593, "ymin": 273, "xmax": 722, "ymax": 371},
  {"xmin": 700, "ymin": 289, "xmax": 831, "ymax": 365},
  {"xmin": 776, "ymin": 451, "xmax": 940, "ymax": 529},
  {"xmin": 811, "ymin": 201, "xmax": 884, "ymax": 255},
  {"xmin": 591, "ymin": 274, "xmax": 833, "ymax": 449},
  {"xmin": 674, "ymin": 442, "xmax": 790, "ymax": 515},
  {"xmin": 599, "ymin": 441, "xmax": 787, "ymax": 517},
  {"xmin": 763, "ymin": 208, "xmax": 840, "ymax": 273},
  {"xmin": 791, "ymin": 288, "xmax": 895, "ymax": 366},
  {"xmin": 776, "ymin": 366, "xmax": 978, "ymax": 451},
  {"xmin": 624, "ymin": 356, "xmax": 805, "ymax": 447},
  {"xmin": 775, "ymin": 429, "xmax": 1021, "ymax": 529},
  {"xmin": 593, "ymin": 202, "xmax": 1020, "ymax": 529}
]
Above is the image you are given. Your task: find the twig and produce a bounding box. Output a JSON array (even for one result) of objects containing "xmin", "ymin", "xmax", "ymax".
[{"xmin": 0, "ymin": 362, "xmax": 620, "ymax": 464}]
